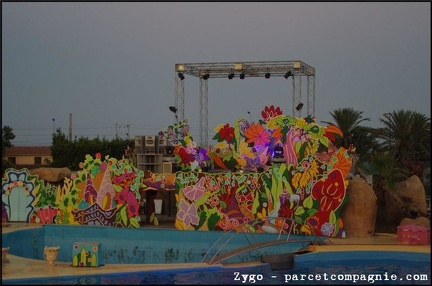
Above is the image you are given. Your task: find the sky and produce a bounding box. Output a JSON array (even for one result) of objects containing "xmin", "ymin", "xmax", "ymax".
[{"xmin": 2, "ymin": 2, "xmax": 431, "ymax": 147}]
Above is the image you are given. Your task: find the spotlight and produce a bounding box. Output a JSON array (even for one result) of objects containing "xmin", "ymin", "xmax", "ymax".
[
  {"xmin": 240, "ymin": 73, "xmax": 245, "ymax": 79},
  {"xmin": 165, "ymin": 145, "xmax": 174, "ymax": 155},
  {"xmin": 295, "ymin": 103, "xmax": 304, "ymax": 111},
  {"xmin": 284, "ymin": 71, "xmax": 292, "ymax": 79},
  {"xmin": 169, "ymin": 106, "xmax": 178, "ymax": 113},
  {"xmin": 228, "ymin": 73, "xmax": 234, "ymax": 80},
  {"xmin": 178, "ymin": 72, "xmax": 185, "ymax": 80},
  {"xmin": 202, "ymin": 74, "xmax": 209, "ymax": 80},
  {"xmin": 273, "ymin": 145, "xmax": 284, "ymax": 158},
  {"xmin": 265, "ymin": 73, "xmax": 271, "ymax": 79}
]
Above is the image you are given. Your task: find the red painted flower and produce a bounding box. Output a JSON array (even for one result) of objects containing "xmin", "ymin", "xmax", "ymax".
[
  {"xmin": 277, "ymin": 203, "xmax": 295, "ymax": 218},
  {"xmin": 219, "ymin": 124, "xmax": 235, "ymax": 143},
  {"xmin": 126, "ymin": 191, "xmax": 139, "ymax": 217},
  {"xmin": 178, "ymin": 147, "xmax": 195, "ymax": 166},
  {"xmin": 115, "ymin": 188, "xmax": 129, "ymax": 204},
  {"xmin": 311, "ymin": 169, "xmax": 346, "ymax": 213},
  {"xmin": 261, "ymin": 105, "xmax": 283, "ymax": 122}
]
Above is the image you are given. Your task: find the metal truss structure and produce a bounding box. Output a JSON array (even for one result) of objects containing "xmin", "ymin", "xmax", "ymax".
[{"xmin": 174, "ymin": 61, "xmax": 315, "ymax": 147}]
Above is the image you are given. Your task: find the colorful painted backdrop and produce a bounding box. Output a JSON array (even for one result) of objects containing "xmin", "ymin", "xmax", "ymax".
[{"xmin": 2, "ymin": 106, "xmax": 353, "ymax": 238}]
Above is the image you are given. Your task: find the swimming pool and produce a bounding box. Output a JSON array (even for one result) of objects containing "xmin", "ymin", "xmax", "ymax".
[
  {"xmin": 2, "ymin": 254, "xmax": 430, "ymax": 285},
  {"xmin": 1, "ymin": 224, "xmax": 319, "ymax": 264},
  {"xmin": 2, "ymin": 225, "xmax": 430, "ymax": 285}
]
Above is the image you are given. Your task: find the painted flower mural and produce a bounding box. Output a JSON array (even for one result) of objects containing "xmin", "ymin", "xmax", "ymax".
[
  {"xmin": 2, "ymin": 105, "xmax": 352, "ymax": 238},
  {"xmin": 159, "ymin": 119, "xmax": 212, "ymax": 172},
  {"xmin": 172, "ymin": 105, "xmax": 351, "ymax": 237},
  {"xmin": 2, "ymin": 169, "xmax": 36, "ymax": 222},
  {"xmin": 65, "ymin": 154, "xmax": 144, "ymax": 227}
]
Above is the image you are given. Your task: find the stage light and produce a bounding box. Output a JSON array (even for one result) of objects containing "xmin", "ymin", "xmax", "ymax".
[
  {"xmin": 295, "ymin": 103, "xmax": 304, "ymax": 111},
  {"xmin": 165, "ymin": 145, "xmax": 174, "ymax": 155},
  {"xmin": 273, "ymin": 145, "xmax": 284, "ymax": 158},
  {"xmin": 240, "ymin": 73, "xmax": 245, "ymax": 79},
  {"xmin": 178, "ymin": 72, "xmax": 185, "ymax": 80},
  {"xmin": 169, "ymin": 106, "xmax": 178, "ymax": 123},
  {"xmin": 284, "ymin": 71, "xmax": 292, "ymax": 79},
  {"xmin": 265, "ymin": 73, "xmax": 271, "ymax": 79},
  {"xmin": 169, "ymin": 106, "xmax": 178, "ymax": 113},
  {"xmin": 202, "ymin": 74, "xmax": 210, "ymax": 80},
  {"xmin": 228, "ymin": 73, "xmax": 234, "ymax": 80}
]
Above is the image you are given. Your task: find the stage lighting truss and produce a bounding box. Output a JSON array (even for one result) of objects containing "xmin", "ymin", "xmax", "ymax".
[
  {"xmin": 174, "ymin": 61, "xmax": 316, "ymax": 147},
  {"xmin": 175, "ymin": 61, "xmax": 315, "ymax": 79}
]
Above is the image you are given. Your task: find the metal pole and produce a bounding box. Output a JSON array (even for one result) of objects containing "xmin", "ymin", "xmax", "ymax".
[{"xmin": 69, "ymin": 113, "xmax": 72, "ymax": 142}]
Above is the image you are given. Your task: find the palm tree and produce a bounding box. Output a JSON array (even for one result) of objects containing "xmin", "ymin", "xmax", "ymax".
[
  {"xmin": 322, "ymin": 108, "xmax": 377, "ymax": 161},
  {"xmin": 378, "ymin": 110, "xmax": 431, "ymax": 164},
  {"xmin": 322, "ymin": 108, "xmax": 371, "ymax": 148},
  {"xmin": 409, "ymin": 112, "xmax": 431, "ymax": 162},
  {"xmin": 357, "ymin": 151, "xmax": 408, "ymax": 192}
]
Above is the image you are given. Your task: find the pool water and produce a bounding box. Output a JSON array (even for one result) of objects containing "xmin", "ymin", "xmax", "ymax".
[{"xmin": 3, "ymin": 258, "xmax": 430, "ymax": 285}]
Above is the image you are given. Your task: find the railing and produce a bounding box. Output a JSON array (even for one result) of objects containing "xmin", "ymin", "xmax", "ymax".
[{"xmin": 202, "ymin": 216, "xmax": 328, "ymax": 264}]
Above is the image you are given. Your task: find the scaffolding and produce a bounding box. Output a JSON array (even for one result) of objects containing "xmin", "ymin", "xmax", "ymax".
[{"xmin": 174, "ymin": 60, "xmax": 315, "ymax": 147}]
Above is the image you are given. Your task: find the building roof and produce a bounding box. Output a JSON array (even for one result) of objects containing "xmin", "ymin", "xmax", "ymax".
[{"xmin": 5, "ymin": 146, "xmax": 52, "ymax": 156}]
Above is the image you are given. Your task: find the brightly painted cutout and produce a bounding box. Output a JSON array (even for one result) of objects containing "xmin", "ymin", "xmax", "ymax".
[{"xmin": 2, "ymin": 106, "xmax": 352, "ymax": 238}]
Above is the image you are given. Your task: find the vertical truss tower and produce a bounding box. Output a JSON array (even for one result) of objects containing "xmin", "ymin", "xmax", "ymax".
[{"xmin": 174, "ymin": 61, "xmax": 315, "ymax": 147}]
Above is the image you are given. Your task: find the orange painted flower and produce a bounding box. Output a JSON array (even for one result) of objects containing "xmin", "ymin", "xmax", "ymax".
[
  {"xmin": 271, "ymin": 127, "xmax": 283, "ymax": 142},
  {"xmin": 323, "ymin": 125, "xmax": 343, "ymax": 142},
  {"xmin": 330, "ymin": 148, "xmax": 352, "ymax": 179},
  {"xmin": 244, "ymin": 122, "xmax": 270, "ymax": 146}
]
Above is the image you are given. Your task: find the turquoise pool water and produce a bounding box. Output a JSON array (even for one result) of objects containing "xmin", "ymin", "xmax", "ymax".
[
  {"xmin": 2, "ymin": 225, "xmax": 430, "ymax": 285},
  {"xmin": 1, "ymin": 224, "xmax": 318, "ymax": 264},
  {"xmin": 2, "ymin": 256, "xmax": 430, "ymax": 285}
]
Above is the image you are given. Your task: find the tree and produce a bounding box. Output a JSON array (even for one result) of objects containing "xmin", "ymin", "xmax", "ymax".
[
  {"xmin": 407, "ymin": 111, "xmax": 431, "ymax": 161},
  {"xmin": 50, "ymin": 129, "xmax": 75, "ymax": 169},
  {"xmin": 357, "ymin": 151, "xmax": 408, "ymax": 192},
  {"xmin": 378, "ymin": 110, "xmax": 431, "ymax": 176},
  {"xmin": 50, "ymin": 129, "xmax": 134, "ymax": 170},
  {"xmin": 2, "ymin": 126, "xmax": 15, "ymax": 157},
  {"xmin": 2, "ymin": 125, "xmax": 16, "ymax": 175},
  {"xmin": 322, "ymin": 108, "xmax": 378, "ymax": 162},
  {"xmin": 322, "ymin": 108, "xmax": 371, "ymax": 149}
]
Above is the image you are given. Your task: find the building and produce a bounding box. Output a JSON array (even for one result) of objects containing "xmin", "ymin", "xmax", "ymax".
[{"xmin": 3, "ymin": 146, "xmax": 52, "ymax": 169}]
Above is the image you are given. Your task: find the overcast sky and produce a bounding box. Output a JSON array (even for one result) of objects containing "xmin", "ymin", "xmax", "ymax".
[{"xmin": 2, "ymin": 2, "xmax": 430, "ymax": 146}]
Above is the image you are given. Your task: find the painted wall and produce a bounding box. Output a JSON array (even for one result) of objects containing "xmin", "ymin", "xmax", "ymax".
[{"xmin": 2, "ymin": 106, "xmax": 353, "ymax": 238}]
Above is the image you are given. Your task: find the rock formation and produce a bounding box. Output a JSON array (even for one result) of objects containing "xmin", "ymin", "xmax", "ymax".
[
  {"xmin": 394, "ymin": 175, "xmax": 428, "ymax": 217},
  {"xmin": 29, "ymin": 167, "xmax": 73, "ymax": 183},
  {"xmin": 375, "ymin": 175, "xmax": 429, "ymax": 233},
  {"xmin": 340, "ymin": 175, "xmax": 378, "ymax": 238},
  {"xmin": 399, "ymin": 216, "xmax": 430, "ymax": 228}
]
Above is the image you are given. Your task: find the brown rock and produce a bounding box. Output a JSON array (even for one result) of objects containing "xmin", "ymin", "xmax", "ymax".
[
  {"xmin": 29, "ymin": 167, "xmax": 73, "ymax": 183},
  {"xmin": 375, "ymin": 175, "xmax": 428, "ymax": 233},
  {"xmin": 399, "ymin": 217, "xmax": 430, "ymax": 228},
  {"xmin": 394, "ymin": 175, "xmax": 428, "ymax": 217},
  {"xmin": 341, "ymin": 176, "xmax": 378, "ymax": 238}
]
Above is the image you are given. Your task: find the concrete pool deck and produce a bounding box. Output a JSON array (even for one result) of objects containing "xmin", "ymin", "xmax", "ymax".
[{"xmin": 2, "ymin": 222, "xmax": 430, "ymax": 281}]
